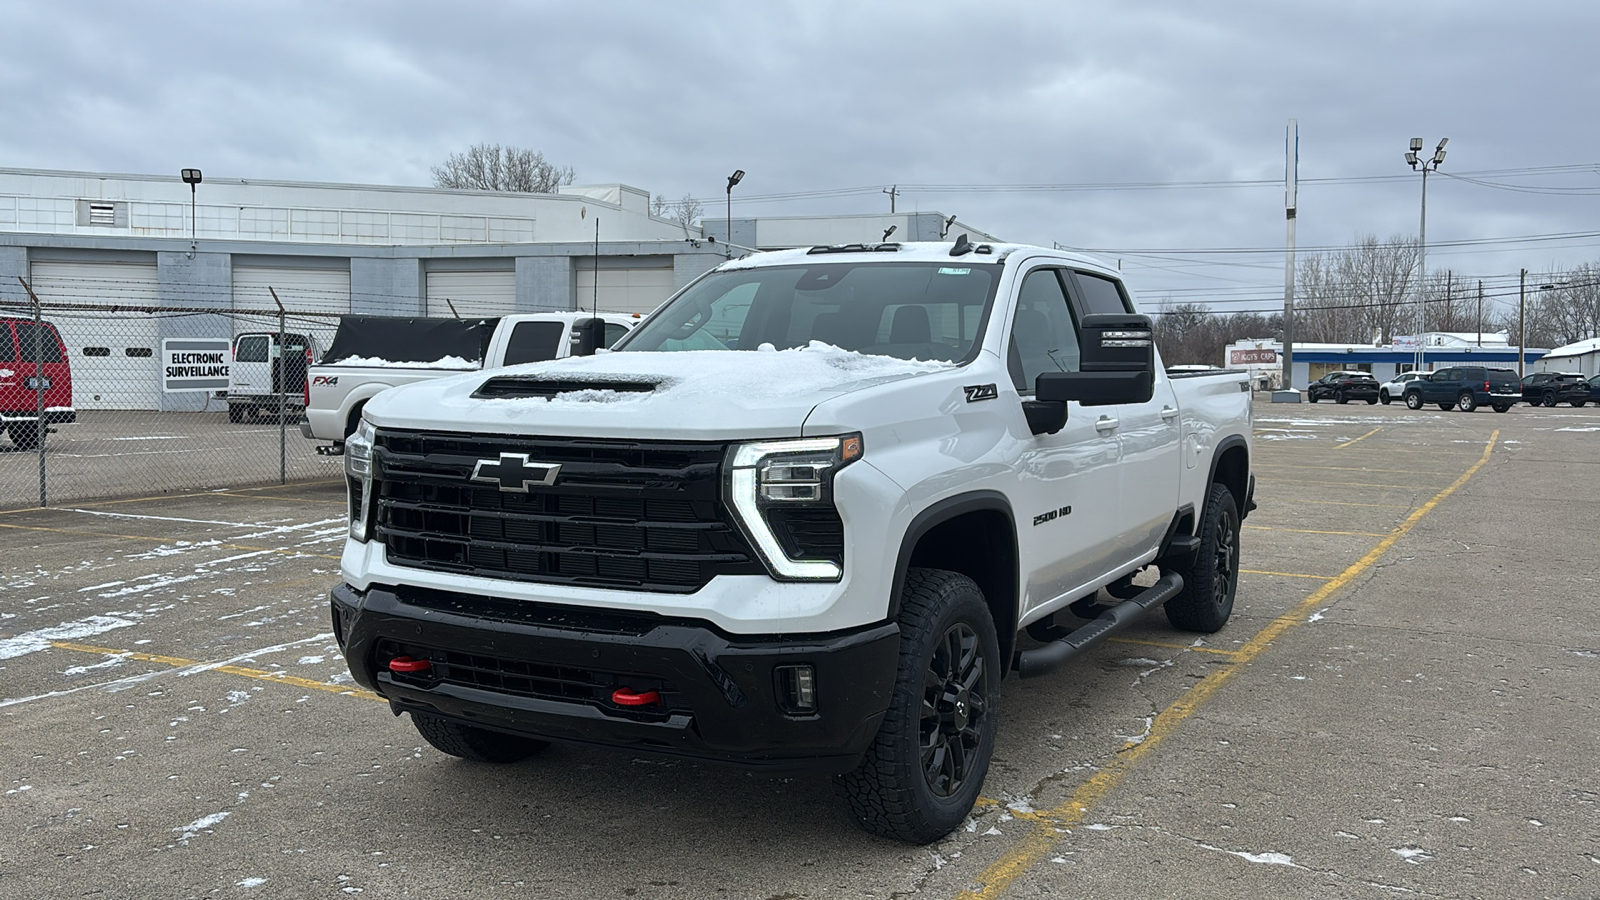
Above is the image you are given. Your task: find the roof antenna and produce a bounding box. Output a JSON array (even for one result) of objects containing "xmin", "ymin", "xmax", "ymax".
[{"xmin": 950, "ymin": 233, "xmax": 972, "ymax": 257}]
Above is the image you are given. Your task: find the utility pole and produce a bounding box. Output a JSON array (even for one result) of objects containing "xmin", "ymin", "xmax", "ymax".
[
  {"xmin": 1476, "ymin": 281, "xmax": 1483, "ymax": 347},
  {"xmin": 1518, "ymin": 268, "xmax": 1527, "ymax": 377},
  {"xmin": 1274, "ymin": 118, "xmax": 1300, "ymax": 402},
  {"xmin": 882, "ymin": 185, "xmax": 900, "ymax": 213}
]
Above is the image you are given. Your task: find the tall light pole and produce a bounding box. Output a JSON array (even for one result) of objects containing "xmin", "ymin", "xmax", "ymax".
[
  {"xmin": 725, "ymin": 169, "xmax": 744, "ymax": 256},
  {"xmin": 1405, "ymin": 137, "xmax": 1446, "ymax": 371},
  {"xmin": 181, "ymin": 168, "xmax": 202, "ymax": 259}
]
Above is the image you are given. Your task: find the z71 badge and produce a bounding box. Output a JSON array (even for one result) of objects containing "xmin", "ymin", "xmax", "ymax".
[{"xmin": 963, "ymin": 383, "xmax": 998, "ymax": 402}]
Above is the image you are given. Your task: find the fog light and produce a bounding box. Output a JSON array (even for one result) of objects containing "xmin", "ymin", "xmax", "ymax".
[{"xmin": 777, "ymin": 664, "xmax": 817, "ymax": 715}]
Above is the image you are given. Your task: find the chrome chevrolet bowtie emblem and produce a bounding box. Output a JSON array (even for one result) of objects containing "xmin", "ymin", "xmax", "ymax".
[{"xmin": 471, "ymin": 453, "xmax": 561, "ymax": 492}]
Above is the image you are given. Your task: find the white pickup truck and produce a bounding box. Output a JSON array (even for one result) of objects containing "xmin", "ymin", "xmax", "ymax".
[
  {"xmin": 330, "ymin": 240, "xmax": 1255, "ymax": 842},
  {"xmin": 301, "ymin": 312, "xmax": 637, "ymax": 449}
]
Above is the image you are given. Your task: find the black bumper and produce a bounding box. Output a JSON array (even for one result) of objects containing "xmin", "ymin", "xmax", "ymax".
[{"xmin": 330, "ymin": 583, "xmax": 900, "ymax": 774}]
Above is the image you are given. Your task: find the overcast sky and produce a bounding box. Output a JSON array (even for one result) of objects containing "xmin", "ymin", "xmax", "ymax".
[{"xmin": 3, "ymin": 0, "xmax": 1597, "ymax": 322}]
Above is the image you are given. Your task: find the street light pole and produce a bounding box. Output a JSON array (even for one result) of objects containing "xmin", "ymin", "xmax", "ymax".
[
  {"xmin": 180, "ymin": 168, "xmax": 203, "ymax": 259},
  {"xmin": 725, "ymin": 169, "xmax": 744, "ymax": 257},
  {"xmin": 1405, "ymin": 138, "xmax": 1446, "ymax": 371}
]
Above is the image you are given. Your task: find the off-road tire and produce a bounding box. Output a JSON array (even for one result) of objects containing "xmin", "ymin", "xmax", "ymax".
[
  {"xmin": 1456, "ymin": 392, "xmax": 1476, "ymax": 412},
  {"xmin": 1404, "ymin": 392, "xmax": 1423, "ymax": 410},
  {"xmin": 1164, "ymin": 482, "xmax": 1240, "ymax": 634},
  {"xmin": 8, "ymin": 423, "xmax": 41, "ymax": 451},
  {"xmin": 411, "ymin": 712, "xmax": 550, "ymax": 763},
  {"xmin": 837, "ymin": 568, "xmax": 1000, "ymax": 844}
]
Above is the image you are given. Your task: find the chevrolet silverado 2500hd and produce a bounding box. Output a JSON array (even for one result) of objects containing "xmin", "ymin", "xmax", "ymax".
[
  {"xmin": 302, "ymin": 312, "xmax": 637, "ymax": 450},
  {"xmin": 331, "ymin": 240, "xmax": 1255, "ymax": 842}
]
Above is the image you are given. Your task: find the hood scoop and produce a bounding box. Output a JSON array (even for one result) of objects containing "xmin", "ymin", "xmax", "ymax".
[{"xmin": 473, "ymin": 377, "xmax": 661, "ymax": 400}]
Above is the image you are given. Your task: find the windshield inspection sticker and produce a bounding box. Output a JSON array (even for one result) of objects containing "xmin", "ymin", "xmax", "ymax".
[
  {"xmin": 937, "ymin": 267, "xmax": 972, "ymax": 275},
  {"xmin": 963, "ymin": 384, "xmax": 998, "ymax": 402}
]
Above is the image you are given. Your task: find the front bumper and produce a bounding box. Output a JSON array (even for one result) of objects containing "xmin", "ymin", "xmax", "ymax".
[
  {"xmin": 2, "ymin": 408, "xmax": 76, "ymax": 425},
  {"xmin": 331, "ymin": 582, "xmax": 900, "ymax": 774}
]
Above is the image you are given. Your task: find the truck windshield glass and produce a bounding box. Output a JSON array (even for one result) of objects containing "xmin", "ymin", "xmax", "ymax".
[{"xmin": 620, "ymin": 262, "xmax": 1000, "ymax": 363}]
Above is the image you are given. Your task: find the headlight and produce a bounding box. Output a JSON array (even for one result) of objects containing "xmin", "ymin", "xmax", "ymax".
[
  {"xmin": 345, "ymin": 419, "xmax": 376, "ymax": 540},
  {"xmin": 726, "ymin": 434, "xmax": 861, "ymax": 581}
]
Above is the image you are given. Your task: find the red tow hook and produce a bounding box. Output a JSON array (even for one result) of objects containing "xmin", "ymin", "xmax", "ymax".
[
  {"xmin": 611, "ymin": 687, "xmax": 662, "ymax": 707},
  {"xmin": 388, "ymin": 656, "xmax": 432, "ymax": 673}
]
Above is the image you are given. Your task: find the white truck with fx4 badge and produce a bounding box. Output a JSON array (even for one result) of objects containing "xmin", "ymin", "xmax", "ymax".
[{"xmin": 331, "ymin": 239, "xmax": 1255, "ymax": 843}]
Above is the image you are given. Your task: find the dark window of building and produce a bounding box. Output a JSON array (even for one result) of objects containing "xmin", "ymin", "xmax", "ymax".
[
  {"xmin": 126, "ymin": 347, "xmax": 154, "ymax": 358},
  {"xmin": 83, "ymin": 346, "xmax": 112, "ymax": 357}
]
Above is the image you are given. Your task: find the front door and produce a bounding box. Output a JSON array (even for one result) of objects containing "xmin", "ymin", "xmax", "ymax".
[{"xmin": 1005, "ymin": 266, "xmax": 1124, "ymax": 621}]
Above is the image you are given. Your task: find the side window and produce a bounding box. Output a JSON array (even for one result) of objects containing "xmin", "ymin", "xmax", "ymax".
[
  {"xmin": 502, "ymin": 321, "xmax": 566, "ymax": 365},
  {"xmin": 602, "ymin": 323, "xmax": 630, "ymax": 348},
  {"xmin": 1071, "ymin": 272, "xmax": 1132, "ymax": 315},
  {"xmin": 1007, "ymin": 269, "xmax": 1080, "ymax": 394},
  {"xmin": 235, "ymin": 336, "xmax": 268, "ymax": 363}
]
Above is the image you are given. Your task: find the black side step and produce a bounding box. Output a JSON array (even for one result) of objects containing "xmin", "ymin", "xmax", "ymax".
[{"xmin": 1013, "ymin": 572, "xmax": 1184, "ymax": 678}]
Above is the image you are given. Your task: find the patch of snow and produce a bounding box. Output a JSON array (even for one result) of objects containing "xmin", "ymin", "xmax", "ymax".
[
  {"xmin": 1232, "ymin": 851, "xmax": 1297, "ymax": 866},
  {"xmin": 1391, "ymin": 847, "xmax": 1433, "ymax": 864},
  {"xmin": 174, "ymin": 811, "xmax": 230, "ymax": 844},
  {"xmin": 0, "ymin": 615, "xmax": 140, "ymax": 660},
  {"xmin": 328, "ymin": 355, "xmax": 477, "ymax": 369},
  {"xmin": 237, "ymin": 878, "xmax": 267, "ymax": 888}
]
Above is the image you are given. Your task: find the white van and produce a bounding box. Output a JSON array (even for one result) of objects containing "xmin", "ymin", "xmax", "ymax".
[{"xmin": 227, "ymin": 331, "xmax": 316, "ymax": 423}]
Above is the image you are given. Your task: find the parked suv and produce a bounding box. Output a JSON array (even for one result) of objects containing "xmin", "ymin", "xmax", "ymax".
[
  {"xmin": 1520, "ymin": 372, "xmax": 1589, "ymax": 408},
  {"xmin": 1378, "ymin": 371, "xmax": 1426, "ymax": 405},
  {"xmin": 1402, "ymin": 366, "xmax": 1520, "ymax": 412},
  {"xmin": 1, "ymin": 316, "xmax": 76, "ymax": 450},
  {"xmin": 1307, "ymin": 371, "xmax": 1379, "ymax": 404},
  {"xmin": 1590, "ymin": 373, "xmax": 1600, "ymax": 404}
]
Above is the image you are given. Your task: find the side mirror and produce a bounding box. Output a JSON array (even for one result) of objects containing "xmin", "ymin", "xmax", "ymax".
[
  {"xmin": 1034, "ymin": 314, "xmax": 1156, "ymax": 409},
  {"xmin": 569, "ymin": 317, "xmax": 604, "ymax": 357}
]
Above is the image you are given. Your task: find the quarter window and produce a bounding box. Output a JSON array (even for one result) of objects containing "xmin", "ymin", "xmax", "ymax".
[{"xmin": 502, "ymin": 321, "xmax": 566, "ymax": 365}]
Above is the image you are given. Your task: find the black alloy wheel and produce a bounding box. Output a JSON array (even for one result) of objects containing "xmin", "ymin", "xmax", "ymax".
[
  {"xmin": 1542, "ymin": 391, "xmax": 1557, "ymax": 407},
  {"xmin": 1164, "ymin": 482, "xmax": 1240, "ymax": 633},
  {"xmin": 921, "ymin": 622, "xmax": 989, "ymax": 799}
]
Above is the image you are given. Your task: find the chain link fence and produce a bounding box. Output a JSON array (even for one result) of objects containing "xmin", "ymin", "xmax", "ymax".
[{"xmin": 2, "ymin": 289, "xmax": 348, "ymax": 509}]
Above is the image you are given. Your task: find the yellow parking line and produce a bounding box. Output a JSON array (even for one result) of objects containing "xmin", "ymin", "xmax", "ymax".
[
  {"xmin": 1240, "ymin": 568, "xmax": 1335, "ymax": 580},
  {"xmin": 0, "ymin": 522, "xmax": 340, "ymax": 560},
  {"xmin": 1244, "ymin": 525, "xmax": 1389, "ymax": 538},
  {"xmin": 955, "ymin": 429, "xmax": 1498, "ymax": 899},
  {"xmin": 1335, "ymin": 427, "xmax": 1383, "ymax": 448},
  {"xmin": 49, "ymin": 641, "xmax": 382, "ymax": 702},
  {"xmin": 1270, "ymin": 498, "xmax": 1414, "ymax": 509}
]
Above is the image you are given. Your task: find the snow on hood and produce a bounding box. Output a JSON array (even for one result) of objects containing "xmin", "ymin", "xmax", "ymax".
[
  {"xmin": 324, "ymin": 355, "xmax": 478, "ymax": 369},
  {"xmin": 365, "ymin": 342, "xmax": 953, "ymax": 440}
]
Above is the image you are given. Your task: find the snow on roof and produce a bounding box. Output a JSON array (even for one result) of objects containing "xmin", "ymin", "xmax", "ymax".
[
  {"xmin": 715, "ymin": 242, "xmax": 1114, "ymax": 273},
  {"xmin": 1543, "ymin": 336, "xmax": 1600, "ymax": 359}
]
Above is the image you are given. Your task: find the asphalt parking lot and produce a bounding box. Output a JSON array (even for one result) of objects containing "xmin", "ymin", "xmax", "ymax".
[{"xmin": 3, "ymin": 398, "xmax": 1597, "ymax": 899}]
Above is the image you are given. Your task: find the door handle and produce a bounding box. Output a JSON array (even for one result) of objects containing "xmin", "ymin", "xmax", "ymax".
[
  {"xmin": 1095, "ymin": 416, "xmax": 1119, "ymax": 433},
  {"xmin": 1160, "ymin": 406, "xmax": 1179, "ymax": 421}
]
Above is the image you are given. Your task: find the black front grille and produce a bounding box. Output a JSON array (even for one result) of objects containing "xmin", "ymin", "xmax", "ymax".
[{"xmin": 373, "ymin": 430, "xmax": 763, "ymax": 592}]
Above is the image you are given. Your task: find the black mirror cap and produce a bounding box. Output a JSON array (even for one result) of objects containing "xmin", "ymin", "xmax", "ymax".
[
  {"xmin": 570, "ymin": 317, "xmax": 604, "ymax": 357},
  {"xmin": 1079, "ymin": 313, "xmax": 1154, "ymax": 373},
  {"xmin": 1036, "ymin": 370, "xmax": 1154, "ymax": 407}
]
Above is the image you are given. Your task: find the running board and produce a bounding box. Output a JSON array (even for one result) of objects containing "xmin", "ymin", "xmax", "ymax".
[{"xmin": 1013, "ymin": 572, "xmax": 1185, "ymax": 678}]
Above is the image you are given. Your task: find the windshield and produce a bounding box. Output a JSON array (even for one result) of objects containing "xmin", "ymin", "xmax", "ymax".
[{"xmin": 619, "ymin": 261, "xmax": 1001, "ymax": 363}]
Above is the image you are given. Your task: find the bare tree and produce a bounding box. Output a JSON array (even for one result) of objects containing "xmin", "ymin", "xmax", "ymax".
[
  {"xmin": 432, "ymin": 143, "xmax": 576, "ymax": 193},
  {"xmin": 651, "ymin": 194, "xmax": 671, "ymax": 218},
  {"xmin": 1294, "ymin": 234, "xmax": 1418, "ymax": 343},
  {"xmin": 669, "ymin": 194, "xmax": 703, "ymax": 227}
]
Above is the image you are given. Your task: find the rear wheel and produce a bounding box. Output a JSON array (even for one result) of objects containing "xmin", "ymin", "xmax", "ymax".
[
  {"xmin": 1492, "ymin": 404, "xmax": 1511, "ymax": 413},
  {"xmin": 1456, "ymin": 392, "xmax": 1476, "ymax": 412},
  {"xmin": 1365, "ymin": 397, "xmax": 1378, "ymax": 404},
  {"xmin": 1437, "ymin": 403, "xmax": 1452, "ymax": 411},
  {"xmin": 8, "ymin": 423, "xmax": 41, "ymax": 451},
  {"xmin": 411, "ymin": 713, "xmax": 549, "ymax": 763},
  {"xmin": 1404, "ymin": 392, "xmax": 1423, "ymax": 410},
  {"xmin": 838, "ymin": 568, "xmax": 1000, "ymax": 844},
  {"xmin": 1571, "ymin": 399, "xmax": 1587, "ymax": 408},
  {"xmin": 1164, "ymin": 482, "xmax": 1240, "ymax": 634}
]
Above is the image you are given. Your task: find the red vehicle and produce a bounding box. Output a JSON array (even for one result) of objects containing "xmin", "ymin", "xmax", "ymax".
[{"xmin": 1, "ymin": 316, "xmax": 76, "ymax": 450}]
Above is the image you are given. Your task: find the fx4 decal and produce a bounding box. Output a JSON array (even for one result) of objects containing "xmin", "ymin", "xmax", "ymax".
[
  {"xmin": 963, "ymin": 383, "xmax": 998, "ymax": 402},
  {"xmin": 312, "ymin": 375, "xmax": 339, "ymax": 386},
  {"xmin": 1032, "ymin": 505, "xmax": 1072, "ymax": 526}
]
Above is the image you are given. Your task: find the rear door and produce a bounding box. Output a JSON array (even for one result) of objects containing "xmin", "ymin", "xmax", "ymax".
[
  {"xmin": 15, "ymin": 321, "xmax": 73, "ymax": 413},
  {"xmin": 233, "ymin": 334, "xmax": 271, "ymax": 396}
]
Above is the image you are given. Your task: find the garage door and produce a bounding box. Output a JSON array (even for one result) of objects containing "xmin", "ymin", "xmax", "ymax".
[
  {"xmin": 575, "ymin": 264, "xmax": 676, "ymax": 316},
  {"xmin": 27, "ymin": 261, "xmax": 161, "ymax": 410},
  {"xmin": 232, "ymin": 264, "xmax": 350, "ymax": 356},
  {"xmin": 426, "ymin": 270, "xmax": 516, "ymax": 317}
]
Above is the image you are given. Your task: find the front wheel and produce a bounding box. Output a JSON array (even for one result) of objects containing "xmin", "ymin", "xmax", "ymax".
[
  {"xmin": 1164, "ymin": 482, "xmax": 1240, "ymax": 633},
  {"xmin": 411, "ymin": 712, "xmax": 549, "ymax": 763},
  {"xmin": 1336, "ymin": 390, "xmax": 1349, "ymax": 404},
  {"xmin": 228, "ymin": 405, "xmax": 246, "ymax": 424},
  {"xmin": 1572, "ymin": 400, "xmax": 1587, "ymax": 408},
  {"xmin": 8, "ymin": 423, "xmax": 41, "ymax": 451},
  {"xmin": 1457, "ymin": 392, "xmax": 1477, "ymax": 412},
  {"xmin": 838, "ymin": 568, "xmax": 1000, "ymax": 844},
  {"xmin": 1380, "ymin": 391, "xmax": 1392, "ymax": 405},
  {"xmin": 1365, "ymin": 397, "xmax": 1378, "ymax": 404},
  {"xmin": 1542, "ymin": 392, "xmax": 1557, "ymax": 407},
  {"xmin": 1308, "ymin": 393, "xmax": 1320, "ymax": 403},
  {"xmin": 1437, "ymin": 403, "xmax": 1453, "ymax": 411},
  {"xmin": 1404, "ymin": 392, "xmax": 1423, "ymax": 410}
]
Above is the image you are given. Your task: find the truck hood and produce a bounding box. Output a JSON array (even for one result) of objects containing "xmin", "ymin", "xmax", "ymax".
[{"xmin": 363, "ymin": 343, "xmax": 954, "ymax": 440}]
